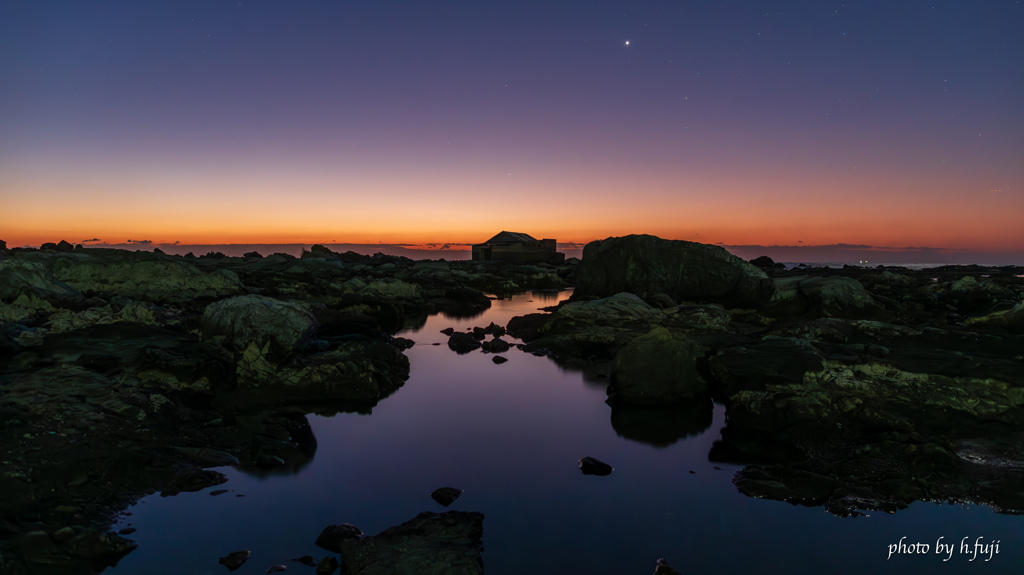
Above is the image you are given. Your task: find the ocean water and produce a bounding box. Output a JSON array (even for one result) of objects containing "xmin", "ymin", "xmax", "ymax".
[{"xmin": 106, "ymin": 291, "xmax": 1024, "ymax": 574}]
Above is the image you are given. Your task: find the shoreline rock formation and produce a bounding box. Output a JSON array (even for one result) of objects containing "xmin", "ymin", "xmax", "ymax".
[
  {"xmin": 0, "ymin": 241, "xmax": 569, "ymax": 574},
  {"xmin": 2, "ymin": 235, "xmax": 1023, "ymax": 572}
]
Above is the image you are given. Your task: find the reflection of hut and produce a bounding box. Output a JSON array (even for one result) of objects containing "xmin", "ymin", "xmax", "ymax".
[{"xmin": 471, "ymin": 231, "xmax": 565, "ymax": 264}]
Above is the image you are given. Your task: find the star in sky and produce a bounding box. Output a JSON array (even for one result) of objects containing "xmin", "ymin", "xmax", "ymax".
[{"xmin": 624, "ymin": 40, "xmax": 630, "ymax": 46}]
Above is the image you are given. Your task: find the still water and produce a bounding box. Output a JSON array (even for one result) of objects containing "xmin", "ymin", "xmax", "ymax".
[{"xmin": 110, "ymin": 291, "xmax": 1023, "ymax": 574}]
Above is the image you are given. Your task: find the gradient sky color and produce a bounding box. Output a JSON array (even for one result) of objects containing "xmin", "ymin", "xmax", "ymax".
[{"xmin": 2, "ymin": 1, "xmax": 1022, "ymax": 256}]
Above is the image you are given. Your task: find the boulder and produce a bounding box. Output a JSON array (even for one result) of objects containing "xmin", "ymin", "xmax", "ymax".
[
  {"xmin": 608, "ymin": 327, "xmax": 707, "ymax": 404},
  {"xmin": 575, "ymin": 235, "xmax": 772, "ymax": 307},
  {"xmin": 0, "ymin": 259, "xmax": 82, "ymax": 306},
  {"xmin": 578, "ymin": 456, "xmax": 613, "ymax": 476},
  {"xmin": 201, "ymin": 295, "xmax": 316, "ymax": 356},
  {"xmin": 430, "ymin": 487, "xmax": 464, "ymax": 507},
  {"xmin": 797, "ymin": 276, "xmax": 887, "ymax": 319},
  {"xmin": 338, "ymin": 511, "xmax": 484, "ymax": 575},
  {"xmin": 447, "ymin": 332, "xmax": 481, "ymax": 354}
]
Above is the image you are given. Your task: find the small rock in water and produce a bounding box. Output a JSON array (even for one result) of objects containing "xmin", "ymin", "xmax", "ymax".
[
  {"xmin": 315, "ymin": 523, "xmax": 364, "ymax": 552},
  {"xmin": 447, "ymin": 332, "xmax": 482, "ymax": 354},
  {"xmin": 290, "ymin": 555, "xmax": 318, "ymax": 566},
  {"xmin": 218, "ymin": 549, "xmax": 250, "ymax": 571},
  {"xmin": 392, "ymin": 337, "xmax": 415, "ymax": 350},
  {"xmin": 654, "ymin": 557, "xmax": 681, "ymax": 575},
  {"xmin": 440, "ymin": 327, "xmax": 455, "ymax": 336},
  {"xmin": 266, "ymin": 565, "xmax": 287, "ymax": 573},
  {"xmin": 430, "ymin": 486, "xmax": 464, "ymax": 506},
  {"xmin": 209, "ymin": 489, "xmax": 229, "ymax": 496},
  {"xmin": 579, "ymin": 456, "xmax": 613, "ymax": 476},
  {"xmin": 118, "ymin": 527, "xmax": 136, "ymax": 535},
  {"xmin": 315, "ymin": 556, "xmax": 339, "ymax": 575},
  {"xmin": 492, "ymin": 356, "xmax": 508, "ymax": 364}
]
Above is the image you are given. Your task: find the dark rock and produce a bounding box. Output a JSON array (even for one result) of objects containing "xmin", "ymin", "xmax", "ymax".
[
  {"xmin": 440, "ymin": 327, "xmax": 456, "ymax": 336},
  {"xmin": 291, "ymin": 555, "xmax": 318, "ymax": 566},
  {"xmin": 578, "ymin": 456, "xmax": 613, "ymax": 476},
  {"xmin": 392, "ymin": 337, "xmax": 415, "ymax": 351},
  {"xmin": 56, "ymin": 240, "xmax": 75, "ymax": 252},
  {"xmin": 505, "ymin": 313, "xmax": 550, "ymax": 341},
  {"xmin": 654, "ymin": 557, "xmax": 682, "ymax": 575},
  {"xmin": 202, "ymin": 295, "xmax": 317, "ymax": 356},
  {"xmin": 315, "ymin": 523, "xmax": 364, "ymax": 552},
  {"xmin": 608, "ymin": 327, "xmax": 707, "ymax": 404},
  {"xmin": 447, "ymin": 332, "xmax": 482, "ymax": 354},
  {"xmin": 797, "ymin": 276, "xmax": 889, "ymax": 319},
  {"xmin": 708, "ymin": 337, "xmax": 824, "ymax": 397},
  {"xmin": 491, "ymin": 355, "xmax": 509, "ymax": 364},
  {"xmin": 0, "ymin": 259, "xmax": 83, "ymax": 305},
  {"xmin": 749, "ymin": 255, "xmax": 784, "ymax": 270},
  {"xmin": 338, "ymin": 511, "xmax": 484, "ymax": 575},
  {"xmin": 315, "ymin": 556, "xmax": 339, "ymax": 574},
  {"xmin": 219, "ymin": 549, "xmax": 251, "ymax": 571},
  {"xmin": 430, "ymin": 486, "xmax": 464, "ymax": 506},
  {"xmin": 481, "ymin": 337, "xmax": 511, "ymax": 353},
  {"xmin": 575, "ymin": 234, "xmax": 772, "ymax": 308},
  {"xmin": 266, "ymin": 565, "xmax": 287, "ymax": 573},
  {"xmin": 47, "ymin": 251, "xmax": 243, "ymax": 302}
]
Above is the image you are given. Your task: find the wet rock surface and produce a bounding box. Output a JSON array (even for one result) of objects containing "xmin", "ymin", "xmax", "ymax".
[
  {"xmin": 334, "ymin": 511, "xmax": 485, "ymax": 575},
  {"xmin": 507, "ymin": 236, "xmax": 1024, "ymax": 517},
  {"xmin": 3, "ymin": 236, "xmax": 1024, "ymax": 572},
  {"xmin": 0, "ymin": 243, "xmax": 571, "ymax": 574}
]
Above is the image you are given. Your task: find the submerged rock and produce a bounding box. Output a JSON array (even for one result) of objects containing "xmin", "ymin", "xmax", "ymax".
[{"xmin": 337, "ymin": 511, "xmax": 484, "ymax": 575}]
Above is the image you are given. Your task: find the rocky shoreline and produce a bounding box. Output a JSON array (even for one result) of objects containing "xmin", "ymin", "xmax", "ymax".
[{"xmin": 2, "ymin": 236, "xmax": 1023, "ymax": 573}]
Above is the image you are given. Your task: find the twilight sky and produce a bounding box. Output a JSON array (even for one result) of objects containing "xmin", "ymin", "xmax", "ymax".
[{"xmin": 2, "ymin": 1, "xmax": 1022, "ymax": 257}]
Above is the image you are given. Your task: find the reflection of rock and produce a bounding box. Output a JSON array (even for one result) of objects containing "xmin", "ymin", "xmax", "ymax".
[
  {"xmin": 337, "ymin": 511, "xmax": 484, "ymax": 575},
  {"xmin": 575, "ymin": 234, "xmax": 771, "ymax": 308},
  {"xmin": 610, "ymin": 397, "xmax": 713, "ymax": 447}
]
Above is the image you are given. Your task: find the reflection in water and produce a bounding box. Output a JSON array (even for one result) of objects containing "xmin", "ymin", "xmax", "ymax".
[
  {"xmin": 103, "ymin": 290, "xmax": 1024, "ymax": 575},
  {"xmin": 610, "ymin": 396, "xmax": 714, "ymax": 448}
]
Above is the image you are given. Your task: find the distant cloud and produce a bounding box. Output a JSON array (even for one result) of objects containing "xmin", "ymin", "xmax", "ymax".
[
  {"xmin": 126, "ymin": 239, "xmax": 152, "ymax": 245},
  {"xmin": 81, "ymin": 238, "xmax": 101, "ymax": 242}
]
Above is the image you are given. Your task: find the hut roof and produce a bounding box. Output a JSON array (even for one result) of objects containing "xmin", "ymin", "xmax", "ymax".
[{"xmin": 479, "ymin": 231, "xmax": 540, "ymax": 245}]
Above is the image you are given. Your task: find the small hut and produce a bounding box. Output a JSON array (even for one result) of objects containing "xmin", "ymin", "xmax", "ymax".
[{"xmin": 471, "ymin": 231, "xmax": 564, "ymax": 264}]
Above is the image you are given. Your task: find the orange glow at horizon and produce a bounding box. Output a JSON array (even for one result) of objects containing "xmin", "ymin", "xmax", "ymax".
[{"xmin": 4, "ymin": 166, "xmax": 1023, "ymax": 253}]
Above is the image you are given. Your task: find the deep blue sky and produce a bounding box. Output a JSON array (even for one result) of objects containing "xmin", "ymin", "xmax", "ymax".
[{"xmin": 2, "ymin": 1, "xmax": 1022, "ymax": 254}]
